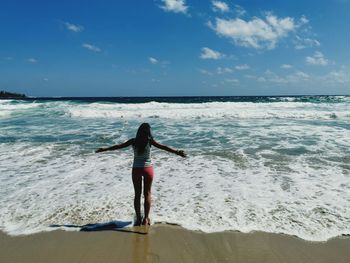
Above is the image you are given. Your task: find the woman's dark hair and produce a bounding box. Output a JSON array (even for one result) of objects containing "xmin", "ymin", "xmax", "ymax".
[{"xmin": 134, "ymin": 123, "xmax": 153, "ymax": 154}]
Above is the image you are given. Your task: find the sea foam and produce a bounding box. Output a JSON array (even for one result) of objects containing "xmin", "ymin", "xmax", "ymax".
[{"xmin": 0, "ymin": 98, "xmax": 349, "ymax": 240}]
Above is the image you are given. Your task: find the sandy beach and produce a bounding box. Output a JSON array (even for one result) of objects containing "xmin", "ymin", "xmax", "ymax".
[{"xmin": 1, "ymin": 224, "xmax": 349, "ymax": 263}]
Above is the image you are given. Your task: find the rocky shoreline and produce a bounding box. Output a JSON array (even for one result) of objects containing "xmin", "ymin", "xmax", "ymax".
[{"xmin": 0, "ymin": 90, "xmax": 27, "ymax": 98}]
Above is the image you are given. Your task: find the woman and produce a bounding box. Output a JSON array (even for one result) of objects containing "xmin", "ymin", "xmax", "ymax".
[{"xmin": 96, "ymin": 123, "xmax": 186, "ymax": 226}]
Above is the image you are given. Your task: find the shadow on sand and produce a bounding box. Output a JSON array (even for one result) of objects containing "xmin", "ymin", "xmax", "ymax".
[{"xmin": 50, "ymin": 220, "xmax": 148, "ymax": 235}]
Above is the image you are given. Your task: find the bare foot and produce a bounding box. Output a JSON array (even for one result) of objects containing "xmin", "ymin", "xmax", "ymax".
[
  {"xmin": 142, "ymin": 217, "xmax": 151, "ymax": 225},
  {"xmin": 134, "ymin": 217, "xmax": 142, "ymax": 226}
]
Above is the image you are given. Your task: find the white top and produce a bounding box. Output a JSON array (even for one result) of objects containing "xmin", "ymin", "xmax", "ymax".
[{"xmin": 132, "ymin": 141, "xmax": 152, "ymax": 167}]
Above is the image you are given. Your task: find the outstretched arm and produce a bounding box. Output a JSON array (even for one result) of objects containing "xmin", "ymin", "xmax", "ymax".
[
  {"xmin": 95, "ymin": 138, "xmax": 134, "ymax": 153},
  {"xmin": 151, "ymin": 139, "xmax": 186, "ymax": 157}
]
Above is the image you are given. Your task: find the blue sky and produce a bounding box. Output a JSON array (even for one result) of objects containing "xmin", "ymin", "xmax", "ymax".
[{"xmin": 1, "ymin": 0, "xmax": 350, "ymax": 96}]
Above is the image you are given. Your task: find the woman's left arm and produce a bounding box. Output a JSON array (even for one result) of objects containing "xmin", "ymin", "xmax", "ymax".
[{"xmin": 95, "ymin": 138, "xmax": 134, "ymax": 153}]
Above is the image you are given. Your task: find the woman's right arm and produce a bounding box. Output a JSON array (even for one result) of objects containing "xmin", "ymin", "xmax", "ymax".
[
  {"xmin": 95, "ymin": 138, "xmax": 134, "ymax": 153},
  {"xmin": 151, "ymin": 139, "xmax": 186, "ymax": 157}
]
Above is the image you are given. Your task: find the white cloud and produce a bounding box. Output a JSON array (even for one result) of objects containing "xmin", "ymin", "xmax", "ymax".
[
  {"xmin": 235, "ymin": 64, "xmax": 250, "ymax": 70},
  {"xmin": 4, "ymin": 57, "xmax": 14, "ymax": 61},
  {"xmin": 27, "ymin": 58, "xmax": 38, "ymax": 63},
  {"xmin": 281, "ymin": 64, "xmax": 293, "ymax": 69},
  {"xmin": 224, "ymin": 78, "xmax": 239, "ymax": 84},
  {"xmin": 244, "ymin": 74, "xmax": 256, "ymax": 79},
  {"xmin": 160, "ymin": 0, "xmax": 188, "ymax": 14},
  {"xmin": 300, "ymin": 16, "xmax": 309, "ymax": 25},
  {"xmin": 306, "ymin": 51, "xmax": 329, "ymax": 66},
  {"xmin": 288, "ymin": 71, "xmax": 309, "ymax": 82},
  {"xmin": 256, "ymin": 76, "xmax": 266, "ymax": 82},
  {"xmin": 212, "ymin": 1, "xmax": 229, "ymax": 12},
  {"xmin": 149, "ymin": 57, "xmax": 159, "ymax": 64},
  {"xmin": 254, "ymin": 70, "xmax": 310, "ymax": 84},
  {"xmin": 295, "ymin": 36, "xmax": 320, "ymax": 49},
  {"xmin": 234, "ymin": 5, "xmax": 246, "ymax": 17},
  {"xmin": 198, "ymin": 69, "xmax": 213, "ymax": 75},
  {"xmin": 323, "ymin": 67, "xmax": 350, "ymax": 83},
  {"xmin": 261, "ymin": 70, "xmax": 288, "ymax": 83},
  {"xmin": 82, "ymin": 43, "xmax": 101, "ymax": 52},
  {"xmin": 43, "ymin": 78, "xmax": 49, "ymax": 81},
  {"xmin": 217, "ymin": 67, "xmax": 233, "ymax": 74},
  {"xmin": 329, "ymin": 71, "xmax": 349, "ymax": 83},
  {"xmin": 200, "ymin": 47, "xmax": 224, "ymax": 59},
  {"xmin": 65, "ymin": 22, "xmax": 84, "ymax": 32},
  {"xmin": 209, "ymin": 14, "xmax": 297, "ymax": 49}
]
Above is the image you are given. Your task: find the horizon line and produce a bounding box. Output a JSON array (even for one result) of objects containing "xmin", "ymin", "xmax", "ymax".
[{"xmin": 1, "ymin": 94, "xmax": 350, "ymax": 100}]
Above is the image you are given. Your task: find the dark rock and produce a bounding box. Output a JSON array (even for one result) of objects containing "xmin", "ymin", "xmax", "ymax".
[{"xmin": 0, "ymin": 90, "xmax": 27, "ymax": 98}]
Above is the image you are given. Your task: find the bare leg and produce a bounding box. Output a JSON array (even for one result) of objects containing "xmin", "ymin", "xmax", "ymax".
[
  {"xmin": 132, "ymin": 173, "xmax": 142, "ymax": 226},
  {"xmin": 142, "ymin": 173, "xmax": 153, "ymax": 225}
]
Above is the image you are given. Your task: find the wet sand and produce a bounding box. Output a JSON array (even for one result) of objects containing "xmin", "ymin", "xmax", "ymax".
[{"xmin": 1, "ymin": 224, "xmax": 349, "ymax": 263}]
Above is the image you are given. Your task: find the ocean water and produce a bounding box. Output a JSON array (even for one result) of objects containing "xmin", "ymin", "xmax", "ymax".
[{"xmin": 0, "ymin": 96, "xmax": 349, "ymax": 241}]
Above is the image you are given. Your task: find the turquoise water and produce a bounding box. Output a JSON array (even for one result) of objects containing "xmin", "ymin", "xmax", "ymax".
[{"xmin": 0, "ymin": 96, "xmax": 349, "ymax": 240}]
